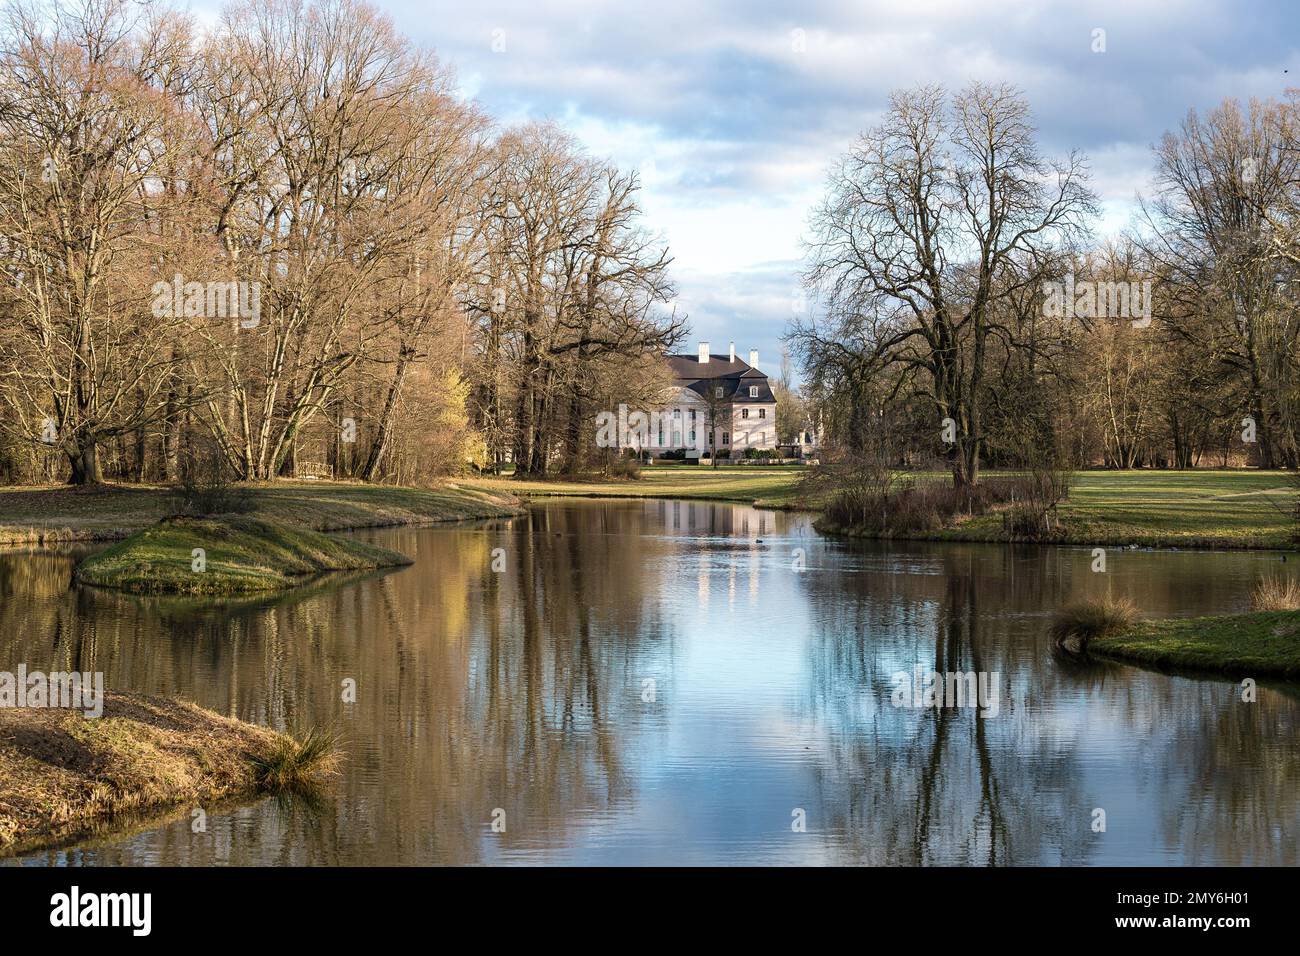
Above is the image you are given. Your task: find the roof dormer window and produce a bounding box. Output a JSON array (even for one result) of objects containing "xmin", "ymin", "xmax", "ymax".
[{"xmin": 748, "ymin": 386, "xmax": 759, "ymax": 398}]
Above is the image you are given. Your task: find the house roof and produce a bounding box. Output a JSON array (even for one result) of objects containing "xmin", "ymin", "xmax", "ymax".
[
  {"xmin": 668, "ymin": 353, "xmax": 776, "ymax": 403},
  {"xmin": 667, "ymin": 354, "xmax": 753, "ymax": 379}
]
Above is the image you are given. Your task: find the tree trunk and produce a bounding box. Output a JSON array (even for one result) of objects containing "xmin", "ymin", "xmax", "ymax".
[
  {"xmin": 360, "ymin": 348, "xmax": 413, "ymax": 481},
  {"xmin": 67, "ymin": 438, "xmax": 103, "ymax": 485}
]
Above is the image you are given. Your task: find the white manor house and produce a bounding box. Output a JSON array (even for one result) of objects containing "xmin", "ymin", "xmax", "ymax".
[{"xmin": 644, "ymin": 342, "xmax": 778, "ymax": 458}]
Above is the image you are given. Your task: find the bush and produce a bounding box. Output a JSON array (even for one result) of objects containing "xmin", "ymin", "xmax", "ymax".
[
  {"xmin": 818, "ymin": 460, "xmax": 1071, "ymax": 539},
  {"xmin": 171, "ymin": 447, "xmax": 255, "ymax": 516},
  {"xmin": 823, "ymin": 470, "xmax": 1031, "ymax": 536},
  {"xmin": 605, "ymin": 453, "xmax": 641, "ymax": 480},
  {"xmin": 1252, "ymin": 574, "xmax": 1300, "ymax": 611},
  {"xmin": 1049, "ymin": 597, "xmax": 1137, "ymax": 653}
]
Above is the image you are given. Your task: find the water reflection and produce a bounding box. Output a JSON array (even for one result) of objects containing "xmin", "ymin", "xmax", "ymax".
[{"xmin": 2, "ymin": 501, "xmax": 1297, "ymax": 865}]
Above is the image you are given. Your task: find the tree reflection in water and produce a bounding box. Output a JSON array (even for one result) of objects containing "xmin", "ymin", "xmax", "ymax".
[{"xmin": 1, "ymin": 504, "xmax": 1298, "ymax": 865}]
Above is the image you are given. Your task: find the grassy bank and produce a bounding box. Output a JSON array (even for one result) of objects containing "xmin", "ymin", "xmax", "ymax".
[
  {"xmin": 0, "ymin": 480, "xmax": 522, "ymax": 545},
  {"xmin": 1092, "ymin": 610, "xmax": 1300, "ymax": 680},
  {"xmin": 822, "ymin": 470, "xmax": 1296, "ymax": 550},
  {"xmin": 4, "ymin": 469, "xmax": 1293, "ymax": 551},
  {"xmin": 466, "ymin": 464, "xmax": 810, "ymax": 508},
  {"xmin": 0, "ymin": 694, "xmax": 338, "ymax": 857},
  {"xmin": 74, "ymin": 515, "xmax": 412, "ymax": 594}
]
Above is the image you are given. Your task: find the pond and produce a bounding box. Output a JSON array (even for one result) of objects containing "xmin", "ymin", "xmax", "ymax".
[{"xmin": 3, "ymin": 499, "xmax": 1298, "ymax": 865}]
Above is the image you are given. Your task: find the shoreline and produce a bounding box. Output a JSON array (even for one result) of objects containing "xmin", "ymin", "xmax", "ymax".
[
  {"xmin": 0, "ymin": 480, "xmax": 524, "ymax": 547},
  {"xmin": 1, "ymin": 470, "xmax": 1294, "ymax": 556},
  {"xmin": 814, "ymin": 518, "xmax": 1293, "ymax": 553},
  {"xmin": 1091, "ymin": 610, "xmax": 1300, "ymax": 681},
  {"xmin": 0, "ymin": 693, "xmax": 336, "ymax": 858}
]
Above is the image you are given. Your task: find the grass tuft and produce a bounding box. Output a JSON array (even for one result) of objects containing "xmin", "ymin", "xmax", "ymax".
[
  {"xmin": 248, "ymin": 726, "xmax": 343, "ymax": 793},
  {"xmin": 1050, "ymin": 596, "xmax": 1138, "ymax": 653},
  {"xmin": 1251, "ymin": 573, "xmax": 1300, "ymax": 611}
]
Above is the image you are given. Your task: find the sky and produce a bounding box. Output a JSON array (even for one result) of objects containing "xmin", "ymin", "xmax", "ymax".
[{"xmin": 201, "ymin": 0, "xmax": 1300, "ymax": 378}]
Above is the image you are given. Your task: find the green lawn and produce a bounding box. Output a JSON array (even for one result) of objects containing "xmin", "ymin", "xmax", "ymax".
[
  {"xmin": 465, "ymin": 464, "xmax": 813, "ymax": 508},
  {"xmin": 948, "ymin": 470, "xmax": 1295, "ymax": 549},
  {"xmin": 0, "ymin": 480, "xmax": 521, "ymax": 545},
  {"xmin": 1094, "ymin": 609, "xmax": 1300, "ymax": 680}
]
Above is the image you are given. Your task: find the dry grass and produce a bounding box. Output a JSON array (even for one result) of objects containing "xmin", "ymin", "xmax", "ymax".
[
  {"xmin": 0, "ymin": 693, "xmax": 340, "ymax": 856},
  {"xmin": 1251, "ymin": 573, "xmax": 1300, "ymax": 611},
  {"xmin": 249, "ymin": 726, "xmax": 343, "ymax": 792},
  {"xmin": 1050, "ymin": 596, "xmax": 1138, "ymax": 654}
]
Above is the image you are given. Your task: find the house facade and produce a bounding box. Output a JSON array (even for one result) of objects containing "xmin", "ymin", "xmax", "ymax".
[{"xmin": 647, "ymin": 342, "xmax": 778, "ymax": 458}]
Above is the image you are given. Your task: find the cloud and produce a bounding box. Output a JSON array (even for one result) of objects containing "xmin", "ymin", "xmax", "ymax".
[{"xmin": 377, "ymin": 0, "xmax": 1299, "ymax": 374}]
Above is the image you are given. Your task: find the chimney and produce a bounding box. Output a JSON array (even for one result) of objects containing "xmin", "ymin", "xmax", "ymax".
[
  {"xmin": 729, "ymin": 341, "xmax": 736, "ymax": 363},
  {"xmin": 698, "ymin": 341, "xmax": 710, "ymax": 364},
  {"xmin": 749, "ymin": 349, "xmax": 759, "ymax": 368}
]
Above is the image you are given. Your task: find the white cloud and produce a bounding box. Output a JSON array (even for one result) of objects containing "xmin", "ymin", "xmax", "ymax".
[{"xmin": 375, "ymin": 0, "xmax": 1300, "ymax": 369}]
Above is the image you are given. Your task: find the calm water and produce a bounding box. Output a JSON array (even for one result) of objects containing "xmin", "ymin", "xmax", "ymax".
[{"xmin": 3, "ymin": 499, "xmax": 1299, "ymax": 866}]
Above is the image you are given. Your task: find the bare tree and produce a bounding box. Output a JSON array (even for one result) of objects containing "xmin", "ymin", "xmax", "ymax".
[
  {"xmin": 1141, "ymin": 97, "xmax": 1300, "ymax": 467},
  {"xmin": 190, "ymin": 0, "xmax": 449, "ymax": 480},
  {"xmin": 801, "ymin": 83, "xmax": 1095, "ymax": 488},
  {"xmin": 0, "ymin": 0, "xmax": 198, "ymax": 483},
  {"xmin": 465, "ymin": 124, "xmax": 683, "ymax": 477}
]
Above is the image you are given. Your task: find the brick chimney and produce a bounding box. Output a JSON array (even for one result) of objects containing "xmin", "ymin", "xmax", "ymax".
[
  {"xmin": 698, "ymin": 341, "xmax": 710, "ymax": 364},
  {"xmin": 749, "ymin": 349, "xmax": 759, "ymax": 368}
]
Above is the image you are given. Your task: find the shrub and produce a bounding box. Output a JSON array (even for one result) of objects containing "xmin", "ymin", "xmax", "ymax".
[
  {"xmin": 818, "ymin": 462, "xmax": 1072, "ymax": 539},
  {"xmin": 606, "ymin": 453, "xmax": 641, "ymax": 480},
  {"xmin": 1001, "ymin": 468, "xmax": 1071, "ymax": 539},
  {"xmin": 1252, "ymin": 574, "xmax": 1300, "ymax": 611},
  {"xmin": 823, "ymin": 470, "xmax": 1030, "ymax": 536},
  {"xmin": 171, "ymin": 447, "xmax": 254, "ymax": 516},
  {"xmin": 1049, "ymin": 597, "xmax": 1137, "ymax": 653}
]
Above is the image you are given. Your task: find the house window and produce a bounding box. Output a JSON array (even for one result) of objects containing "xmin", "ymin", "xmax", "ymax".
[
  {"xmin": 722, "ymin": 433, "xmax": 729, "ymax": 444},
  {"xmin": 715, "ymin": 387, "xmax": 724, "ymax": 398},
  {"xmin": 742, "ymin": 408, "xmax": 749, "ymax": 419},
  {"xmin": 759, "ymin": 409, "xmax": 766, "ymax": 419},
  {"xmin": 689, "ymin": 409, "xmax": 696, "ymax": 420},
  {"xmin": 689, "ymin": 430, "xmax": 696, "ymax": 443},
  {"xmin": 672, "ymin": 409, "xmax": 680, "ymax": 419},
  {"xmin": 749, "ymin": 386, "xmax": 758, "ymax": 398}
]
